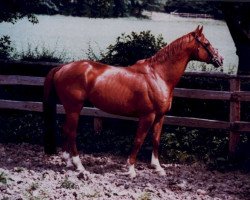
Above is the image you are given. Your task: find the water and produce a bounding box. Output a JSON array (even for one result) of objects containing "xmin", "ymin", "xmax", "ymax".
[{"xmin": 0, "ymin": 12, "xmax": 238, "ymax": 73}]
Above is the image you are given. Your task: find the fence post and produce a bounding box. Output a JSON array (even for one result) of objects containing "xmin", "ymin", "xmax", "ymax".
[
  {"xmin": 229, "ymin": 77, "xmax": 241, "ymax": 157},
  {"xmin": 94, "ymin": 117, "xmax": 103, "ymax": 134}
]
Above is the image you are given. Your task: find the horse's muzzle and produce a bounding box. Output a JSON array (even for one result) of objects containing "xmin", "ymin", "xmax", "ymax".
[
  {"xmin": 212, "ymin": 56, "xmax": 223, "ymax": 68},
  {"xmin": 211, "ymin": 49, "xmax": 223, "ymax": 68}
]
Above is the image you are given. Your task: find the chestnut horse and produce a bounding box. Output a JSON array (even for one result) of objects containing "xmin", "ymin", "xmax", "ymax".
[{"xmin": 43, "ymin": 26, "xmax": 223, "ymax": 178}]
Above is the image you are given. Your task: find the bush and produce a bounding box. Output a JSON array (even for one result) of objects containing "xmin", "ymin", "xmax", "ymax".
[
  {"xmin": 18, "ymin": 44, "xmax": 68, "ymax": 63},
  {"xmin": 90, "ymin": 30, "xmax": 166, "ymax": 66},
  {"xmin": 0, "ymin": 35, "xmax": 15, "ymax": 60}
]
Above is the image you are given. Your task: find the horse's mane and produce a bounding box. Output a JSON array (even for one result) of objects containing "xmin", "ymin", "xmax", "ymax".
[{"xmin": 149, "ymin": 32, "xmax": 194, "ymax": 64}]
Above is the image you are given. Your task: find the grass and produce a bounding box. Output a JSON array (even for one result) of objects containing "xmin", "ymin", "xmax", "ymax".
[
  {"xmin": 81, "ymin": 191, "xmax": 101, "ymax": 199},
  {"xmin": 60, "ymin": 178, "xmax": 77, "ymax": 189},
  {"xmin": 0, "ymin": 172, "xmax": 14, "ymax": 185},
  {"xmin": 137, "ymin": 192, "xmax": 152, "ymax": 200},
  {"xmin": 0, "ymin": 172, "xmax": 7, "ymax": 184}
]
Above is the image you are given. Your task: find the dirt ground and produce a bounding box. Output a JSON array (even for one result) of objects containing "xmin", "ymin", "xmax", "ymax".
[{"xmin": 0, "ymin": 143, "xmax": 249, "ymax": 200}]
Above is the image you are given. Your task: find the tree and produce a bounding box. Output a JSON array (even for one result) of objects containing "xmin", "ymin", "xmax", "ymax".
[
  {"xmin": 89, "ymin": 0, "xmax": 114, "ymax": 18},
  {"xmin": 113, "ymin": 0, "xmax": 127, "ymax": 17},
  {"xmin": 222, "ymin": 2, "xmax": 250, "ymax": 75},
  {"xmin": 0, "ymin": 0, "xmax": 40, "ymax": 24}
]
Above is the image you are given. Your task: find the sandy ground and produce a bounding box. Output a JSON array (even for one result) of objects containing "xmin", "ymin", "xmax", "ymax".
[{"xmin": 0, "ymin": 143, "xmax": 249, "ymax": 200}]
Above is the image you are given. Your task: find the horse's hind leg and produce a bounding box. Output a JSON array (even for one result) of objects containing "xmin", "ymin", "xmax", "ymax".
[
  {"xmin": 62, "ymin": 116, "xmax": 74, "ymax": 168},
  {"xmin": 62, "ymin": 111, "xmax": 86, "ymax": 171},
  {"xmin": 151, "ymin": 115, "xmax": 166, "ymax": 176}
]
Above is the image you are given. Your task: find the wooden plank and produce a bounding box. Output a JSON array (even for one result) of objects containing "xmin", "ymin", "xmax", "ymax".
[
  {"xmin": 1, "ymin": 75, "xmax": 248, "ymax": 103},
  {"xmin": 0, "ymin": 75, "xmax": 44, "ymax": 86},
  {"xmin": 164, "ymin": 115, "xmax": 230, "ymax": 129},
  {"xmin": 174, "ymin": 88, "xmax": 231, "ymax": 100},
  {"xmin": 234, "ymin": 121, "xmax": 250, "ymax": 132},
  {"xmin": 0, "ymin": 59, "xmax": 60, "ymax": 67},
  {"xmin": 234, "ymin": 91, "xmax": 250, "ymax": 101},
  {"xmin": 0, "ymin": 59, "xmax": 60, "ymax": 76},
  {"xmin": 184, "ymin": 71, "xmax": 234, "ymax": 79},
  {"xmin": 0, "ymin": 99, "xmax": 42, "ymax": 112},
  {"xmin": 0, "ymin": 75, "xmax": 233, "ymax": 101},
  {"xmin": 0, "ymin": 99, "xmax": 231, "ymax": 130},
  {"xmin": 229, "ymin": 78, "xmax": 241, "ymax": 156}
]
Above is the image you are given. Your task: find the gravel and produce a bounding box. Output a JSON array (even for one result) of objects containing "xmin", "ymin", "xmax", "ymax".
[{"xmin": 0, "ymin": 143, "xmax": 249, "ymax": 200}]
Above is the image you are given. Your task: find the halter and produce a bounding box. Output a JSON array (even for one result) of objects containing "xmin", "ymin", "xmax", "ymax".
[{"xmin": 194, "ymin": 35, "xmax": 219, "ymax": 64}]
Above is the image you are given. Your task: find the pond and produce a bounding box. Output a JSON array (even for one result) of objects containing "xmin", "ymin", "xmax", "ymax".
[{"xmin": 0, "ymin": 12, "xmax": 238, "ymax": 74}]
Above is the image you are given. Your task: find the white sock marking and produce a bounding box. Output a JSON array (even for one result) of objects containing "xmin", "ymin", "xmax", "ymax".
[
  {"xmin": 126, "ymin": 159, "xmax": 136, "ymax": 178},
  {"xmin": 72, "ymin": 155, "xmax": 85, "ymax": 171},
  {"xmin": 62, "ymin": 152, "xmax": 73, "ymax": 168},
  {"xmin": 151, "ymin": 153, "xmax": 166, "ymax": 176}
]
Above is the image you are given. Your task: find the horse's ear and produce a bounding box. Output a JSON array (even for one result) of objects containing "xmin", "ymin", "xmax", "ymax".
[
  {"xmin": 193, "ymin": 25, "xmax": 203, "ymax": 37},
  {"xmin": 198, "ymin": 25, "xmax": 203, "ymax": 35},
  {"xmin": 194, "ymin": 25, "xmax": 200, "ymax": 33}
]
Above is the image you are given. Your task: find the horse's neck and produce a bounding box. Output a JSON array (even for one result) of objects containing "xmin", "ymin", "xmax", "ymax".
[{"xmin": 150, "ymin": 40, "xmax": 193, "ymax": 87}]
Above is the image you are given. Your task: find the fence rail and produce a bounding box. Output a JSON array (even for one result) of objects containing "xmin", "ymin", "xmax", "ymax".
[{"xmin": 1, "ymin": 60, "xmax": 250, "ymax": 156}]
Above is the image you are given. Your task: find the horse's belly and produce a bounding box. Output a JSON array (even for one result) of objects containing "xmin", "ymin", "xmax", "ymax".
[
  {"xmin": 88, "ymin": 86, "xmax": 151, "ymax": 117},
  {"xmin": 89, "ymin": 93, "xmax": 137, "ymax": 117}
]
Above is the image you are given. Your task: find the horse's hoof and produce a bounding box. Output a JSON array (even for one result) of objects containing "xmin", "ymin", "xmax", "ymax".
[
  {"xmin": 156, "ymin": 169, "xmax": 166, "ymax": 176},
  {"xmin": 76, "ymin": 166, "xmax": 86, "ymax": 172},
  {"xmin": 76, "ymin": 168, "xmax": 85, "ymax": 172},
  {"xmin": 120, "ymin": 171, "xmax": 137, "ymax": 178},
  {"xmin": 129, "ymin": 171, "xmax": 137, "ymax": 179},
  {"xmin": 66, "ymin": 161, "xmax": 74, "ymax": 168}
]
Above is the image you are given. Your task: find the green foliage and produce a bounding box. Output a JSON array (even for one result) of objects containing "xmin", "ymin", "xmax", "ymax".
[
  {"xmin": 0, "ymin": 172, "xmax": 8, "ymax": 184},
  {"xmin": 0, "ymin": 172, "xmax": 13, "ymax": 185},
  {"xmin": 0, "ymin": 112, "xmax": 44, "ymax": 144},
  {"xmin": 89, "ymin": 0, "xmax": 114, "ymax": 18},
  {"xmin": 0, "ymin": 0, "xmax": 39, "ymax": 24},
  {"xmin": 138, "ymin": 192, "xmax": 152, "ymax": 200},
  {"xmin": 160, "ymin": 127, "xmax": 229, "ymax": 163},
  {"xmin": 164, "ymin": 0, "xmax": 223, "ymax": 19},
  {"xmin": 0, "ymin": 0, "xmax": 158, "ymax": 19},
  {"xmin": 0, "ymin": 36, "xmax": 15, "ymax": 60},
  {"xmin": 94, "ymin": 31, "xmax": 166, "ymax": 66},
  {"xmin": 60, "ymin": 178, "xmax": 77, "ymax": 189},
  {"xmin": 19, "ymin": 44, "xmax": 68, "ymax": 63}
]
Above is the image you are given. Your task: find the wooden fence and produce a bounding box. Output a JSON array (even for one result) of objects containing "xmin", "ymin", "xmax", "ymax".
[{"xmin": 0, "ymin": 60, "xmax": 250, "ymax": 156}]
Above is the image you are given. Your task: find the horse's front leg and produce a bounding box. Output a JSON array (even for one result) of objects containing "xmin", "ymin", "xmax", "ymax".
[
  {"xmin": 151, "ymin": 115, "xmax": 166, "ymax": 176},
  {"xmin": 127, "ymin": 113, "xmax": 155, "ymax": 178}
]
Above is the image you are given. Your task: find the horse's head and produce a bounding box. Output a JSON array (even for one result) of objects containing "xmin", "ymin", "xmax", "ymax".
[{"xmin": 191, "ymin": 25, "xmax": 224, "ymax": 68}]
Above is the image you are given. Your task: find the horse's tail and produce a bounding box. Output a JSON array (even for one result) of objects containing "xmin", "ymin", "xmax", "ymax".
[{"xmin": 43, "ymin": 66, "xmax": 61, "ymax": 155}]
